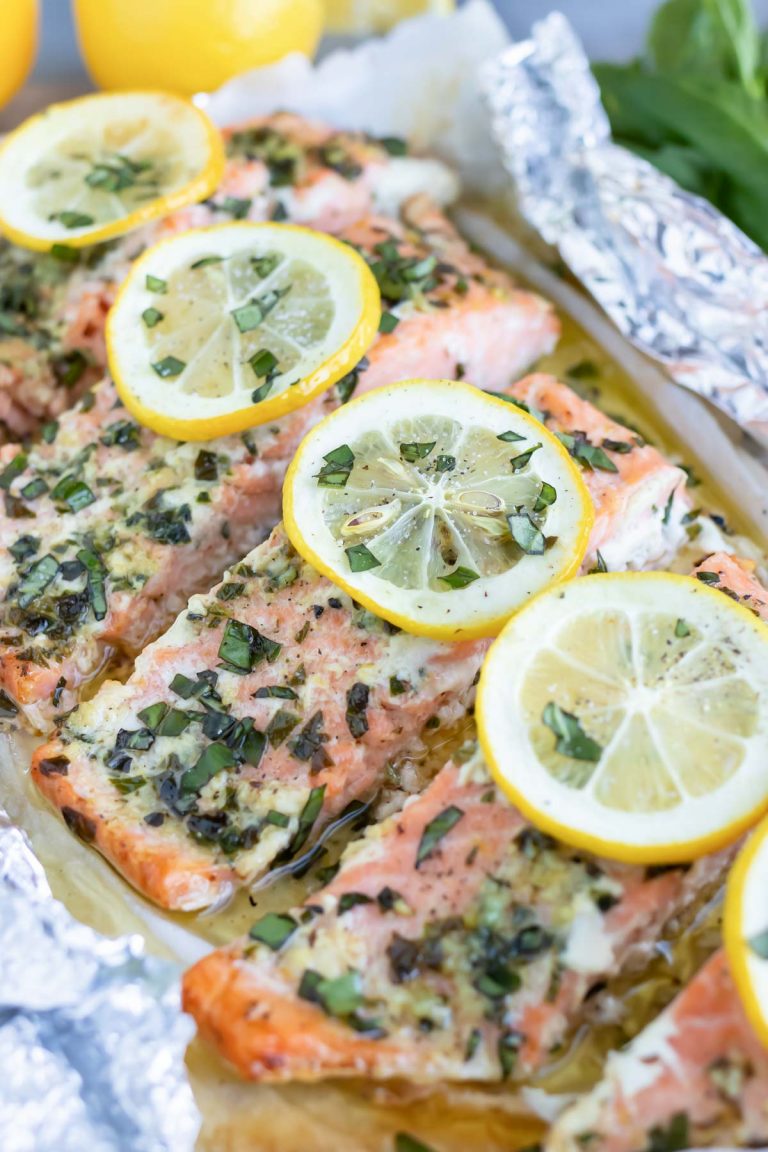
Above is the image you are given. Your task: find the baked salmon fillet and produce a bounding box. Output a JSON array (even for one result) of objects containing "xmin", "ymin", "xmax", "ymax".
[
  {"xmin": 0, "ymin": 112, "xmax": 457, "ymax": 440},
  {"xmin": 31, "ymin": 378, "xmax": 697, "ymax": 905},
  {"xmin": 181, "ymin": 560, "xmax": 768, "ymax": 1083},
  {"xmin": 545, "ymin": 951, "xmax": 768, "ymax": 1151},
  {"xmin": 2, "ymin": 199, "xmax": 558, "ymax": 730},
  {"xmin": 181, "ymin": 749, "xmax": 730, "ymax": 1083}
]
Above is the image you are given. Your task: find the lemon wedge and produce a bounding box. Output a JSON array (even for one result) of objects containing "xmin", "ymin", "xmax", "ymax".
[
  {"xmin": 478, "ymin": 572, "xmax": 768, "ymax": 864},
  {"xmin": 106, "ymin": 222, "xmax": 380, "ymax": 440},
  {"xmin": 283, "ymin": 379, "xmax": 593, "ymax": 640},
  {"xmin": 0, "ymin": 91, "xmax": 224, "ymax": 251},
  {"xmin": 725, "ymin": 818, "xmax": 768, "ymax": 1048}
]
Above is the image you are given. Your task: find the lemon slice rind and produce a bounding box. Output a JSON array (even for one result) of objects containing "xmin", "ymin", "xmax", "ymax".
[
  {"xmin": 0, "ymin": 91, "xmax": 225, "ymax": 251},
  {"xmin": 477, "ymin": 572, "xmax": 768, "ymax": 864},
  {"xmin": 283, "ymin": 379, "xmax": 594, "ymax": 640},
  {"xmin": 106, "ymin": 221, "xmax": 381, "ymax": 440},
  {"xmin": 725, "ymin": 819, "xmax": 768, "ymax": 1049}
]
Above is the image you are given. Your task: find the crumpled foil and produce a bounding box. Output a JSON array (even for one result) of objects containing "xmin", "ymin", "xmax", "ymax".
[
  {"xmin": 482, "ymin": 12, "xmax": 768, "ymax": 447},
  {"xmin": 0, "ymin": 805, "xmax": 200, "ymax": 1152}
]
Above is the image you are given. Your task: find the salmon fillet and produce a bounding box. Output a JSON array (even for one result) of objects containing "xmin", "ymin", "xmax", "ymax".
[
  {"xmin": 2, "ymin": 201, "xmax": 557, "ymax": 731},
  {"xmin": 545, "ymin": 951, "xmax": 768, "ymax": 1152},
  {"xmin": 181, "ymin": 750, "xmax": 730, "ymax": 1083},
  {"xmin": 693, "ymin": 551, "xmax": 768, "ymax": 619},
  {"xmin": 180, "ymin": 560, "xmax": 767, "ymax": 1082},
  {"xmin": 0, "ymin": 112, "xmax": 458, "ymax": 440},
  {"xmin": 31, "ymin": 385, "xmax": 706, "ymax": 905}
]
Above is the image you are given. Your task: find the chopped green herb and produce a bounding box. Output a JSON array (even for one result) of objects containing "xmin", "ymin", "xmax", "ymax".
[
  {"xmin": 17, "ymin": 554, "xmax": 59, "ymax": 608},
  {"xmin": 317, "ymin": 443, "xmax": 355, "ymax": 488},
  {"xmin": 0, "ymin": 454, "xmax": 27, "ymax": 489},
  {"xmin": 662, "ymin": 489, "xmax": 676, "ymax": 526},
  {"xmin": 232, "ymin": 287, "xmax": 290, "ymax": 333},
  {"xmin": 41, "ymin": 421, "xmax": 59, "ymax": 444},
  {"xmin": 142, "ymin": 307, "xmax": 164, "ymax": 328},
  {"xmin": 220, "ymin": 196, "xmax": 251, "ymax": 219},
  {"xmin": 216, "ymin": 582, "xmax": 245, "ymax": 601},
  {"xmin": 345, "ymin": 681, "xmax": 370, "ymax": 738},
  {"xmin": 179, "ymin": 742, "xmax": 235, "ymax": 796},
  {"xmin": 299, "ymin": 969, "xmax": 364, "ymax": 1018},
  {"xmin": 464, "ymin": 1028, "xmax": 482, "ymax": 1062},
  {"xmin": 100, "ymin": 419, "xmax": 141, "ymax": 451},
  {"xmin": 399, "ymin": 441, "xmax": 435, "ymax": 463},
  {"xmin": 51, "ymin": 210, "xmax": 94, "ymax": 229},
  {"xmin": 602, "ymin": 438, "xmax": 633, "ymax": 454},
  {"xmin": 50, "ymin": 474, "xmax": 96, "ymax": 513},
  {"xmin": 265, "ymin": 809, "xmax": 290, "ymax": 828},
  {"xmin": 190, "ymin": 255, "xmax": 224, "ymax": 269},
  {"xmin": 152, "ymin": 355, "xmax": 186, "ymax": 378},
  {"xmin": 249, "ymin": 912, "xmax": 297, "ymax": 950},
  {"xmin": 696, "ymin": 570, "xmax": 720, "ymax": 585},
  {"xmin": 379, "ymin": 311, "xmax": 399, "ymax": 334},
  {"xmin": 379, "ymin": 136, "xmax": 408, "ymax": 156},
  {"xmin": 250, "ymin": 348, "xmax": 279, "ymax": 378},
  {"xmin": 508, "ymin": 511, "xmax": 547, "ymax": 555},
  {"xmin": 53, "ymin": 350, "xmax": 88, "ymax": 388},
  {"xmin": 251, "ymin": 253, "xmax": 281, "ymax": 278},
  {"xmin": 0, "ymin": 688, "xmax": 19, "ymax": 719},
  {"xmin": 218, "ymin": 618, "xmax": 281, "ymax": 674},
  {"xmin": 416, "ymin": 805, "xmax": 464, "ymax": 867},
  {"xmin": 439, "ymin": 566, "xmax": 479, "ymax": 590},
  {"xmin": 290, "ymin": 710, "xmax": 330, "ymax": 764},
  {"xmin": 646, "ymin": 1113, "xmax": 689, "ymax": 1152},
  {"xmin": 497, "ymin": 429, "xmax": 526, "ymax": 442},
  {"xmin": 21, "ymin": 478, "xmax": 48, "ymax": 501},
  {"xmin": 251, "ymin": 379, "xmax": 273, "ymax": 403},
  {"xmin": 266, "ymin": 708, "xmax": 301, "ymax": 748},
  {"xmin": 566, "ymin": 359, "xmax": 600, "ymax": 381},
  {"xmin": 395, "ymin": 1135, "xmax": 436, "ymax": 1152},
  {"xmin": 434, "ymin": 454, "xmax": 455, "ymax": 472},
  {"xmin": 510, "ymin": 443, "xmax": 542, "ymax": 471},
  {"xmin": 145, "ymin": 274, "xmax": 167, "ymax": 293},
  {"xmin": 542, "ymin": 702, "xmax": 602, "ymax": 762},
  {"xmin": 534, "ymin": 481, "xmax": 557, "ymax": 512},
  {"xmin": 338, "ymin": 892, "xmax": 373, "ymax": 914},
  {"xmin": 346, "ymin": 543, "xmax": 381, "ymax": 572},
  {"xmin": 288, "ymin": 784, "xmax": 326, "ymax": 856},
  {"xmin": 748, "ymin": 928, "xmax": 768, "ymax": 960},
  {"xmin": 77, "ymin": 548, "xmax": 108, "ymax": 620},
  {"xmin": 51, "ymin": 243, "xmax": 79, "ymax": 263},
  {"xmin": 557, "ymin": 432, "xmax": 618, "ymax": 473},
  {"xmin": 9, "ymin": 535, "xmax": 39, "ymax": 564},
  {"xmin": 590, "ymin": 550, "xmax": 608, "ymax": 574},
  {"xmin": 194, "ymin": 449, "xmax": 219, "ymax": 482},
  {"xmin": 498, "ymin": 1031, "xmax": 523, "ymax": 1080},
  {"xmin": 389, "ymin": 675, "xmax": 410, "ymax": 695},
  {"xmin": 675, "ymin": 618, "xmax": 691, "ymax": 638},
  {"xmin": 475, "ymin": 966, "xmax": 522, "ymax": 999}
]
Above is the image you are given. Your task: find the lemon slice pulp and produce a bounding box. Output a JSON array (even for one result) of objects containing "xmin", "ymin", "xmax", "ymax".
[
  {"xmin": 0, "ymin": 91, "xmax": 225, "ymax": 251},
  {"xmin": 283, "ymin": 379, "xmax": 593, "ymax": 639},
  {"xmin": 106, "ymin": 222, "xmax": 381, "ymax": 440},
  {"xmin": 478, "ymin": 572, "xmax": 768, "ymax": 863},
  {"xmin": 725, "ymin": 818, "xmax": 768, "ymax": 1048}
]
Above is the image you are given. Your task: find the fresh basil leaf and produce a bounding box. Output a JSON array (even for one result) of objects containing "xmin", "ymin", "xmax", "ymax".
[
  {"xmin": 439, "ymin": 566, "xmax": 479, "ymax": 590},
  {"xmin": 399, "ymin": 441, "xmax": 435, "ymax": 463},
  {"xmin": 542, "ymin": 702, "xmax": 603, "ymax": 762},
  {"xmin": 249, "ymin": 912, "xmax": 297, "ymax": 950},
  {"xmin": 508, "ymin": 511, "xmax": 547, "ymax": 555},
  {"xmin": 346, "ymin": 543, "xmax": 380, "ymax": 573},
  {"xmin": 416, "ymin": 805, "xmax": 464, "ymax": 867}
]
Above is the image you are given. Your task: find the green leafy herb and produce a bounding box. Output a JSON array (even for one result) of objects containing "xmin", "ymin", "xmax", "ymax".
[
  {"xmin": 250, "ymin": 348, "xmax": 279, "ymax": 378},
  {"xmin": 21, "ymin": 478, "xmax": 47, "ymax": 500},
  {"xmin": 146, "ymin": 274, "xmax": 167, "ymax": 293},
  {"xmin": 51, "ymin": 243, "xmax": 79, "ymax": 263},
  {"xmin": 17, "ymin": 554, "xmax": 58, "ymax": 608},
  {"xmin": 646, "ymin": 1112, "xmax": 689, "ymax": 1152},
  {"xmin": 534, "ymin": 481, "xmax": 557, "ymax": 511},
  {"xmin": 675, "ymin": 617, "xmax": 691, "ymax": 637},
  {"xmin": 379, "ymin": 311, "xmax": 399, "ymax": 334},
  {"xmin": 0, "ymin": 453, "xmax": 27, "ymax": 489},
  {"xmin": 249, "ymin": 912, "xmax": 297, "ymax": 950},
  {"xmin": 510, "ymin": 443, "xmax": 542, "ymax": 471},
  {"xmin": 289, "ymin": 784, "xmax": 326, "ymax": 855},
  {"xmin": 345, "ymin": 681, "xmax": 370, "ymax": 738},
  {"xmin": 542, "ymin": 702, "xmax": 603, "ymax": 762},
  {"xmin": 400, "ymin": 441, "xmax": 436, "ymax": 463},
  {"xmin": 338, "ymin": 892, "xmax": 373, "ymax": 913},
  {"xmin": 439, "ymin": 566, "xmax": 479, "ymax": 590},
  {"xmin": 266, "ymin": 809, "xmax": 290, "ymax": 827},
  {"xmin": 190, "ymin": 255, "xmax": 224, "ymax": 269},
  {"xmin": 152, "ymin": 355, "xmax": 186, "ymax": 378},
  {"xmin": 346, "ymin": 543, "xmax": 381, "ymax": 572},
  {"xmin": 316, "ymin": 443, "xmax": 355, "ymax": 487},
  {"xmin": 9, "ymin": 535, "xmax": 39, "ymax": 563},
  {"xmin": 379, "ymin": 136, "xmax": 408, "ymax": 156},
  {"xmin": 179, "ymin": 742, "xmax": 235, "ymax": 796},
  {"xmin": 299, "ymin": 969, "xmax": 364, "ymax": 1018},
  {"xmin": 697, "ymin": 569, "xmax": 721, "ymax": 585},
  {"xmin": 77, "ymin": 547, "xmax": 108, "ymax": 620},
  {"xmin": 50, "ymin": 474, "xmax": 96, "ymax": 513},
  {"xmin": 41, "ymin": 421, "xmax": 59, "ymax": 444},
  {"xmin": 508, "ymin": 511, "xmax": 547, "ymax": 554},
  {"xmin": 590, "ymin": 550, "xmax": 608, "ymax": 574},
  {"xmin": 395, "ymin": 1135, "xmax": 436, "ymax": 1152},
  {"xmin": 415, "ymin": 805, "xmax": 464, "ymax": 867},
  {"xmin": 51, "ymin": 210, "xmax": 94, "ymax": 229},
  {"xmin": 252, "ymin": 379, "xmax": 273, "ymax": 403},
  {"xmin": 218, "ymin": 618, "xmax": 281, "ymax": 674},
  {"xmin": 557, "ymin": 432, "xmax": 618, "ymax": 473},
  {"xmin": 434, "ymin": 454, "xmax": 456, "ymax": 472},
  {"xmin": 231, "ymin": 286, "xmax": 289, "ymax": 333},
  {"xmin": 53, "ymin": 349, "xmax": 88, "ymax": 388},
  {"xmin": 142, "ymin": 307, "xmax": 164, "ymax": 328},
  {"xmin": 0, "ymin": 688, "xmax": 19, "ymax": 719},
  {"xmin": 497, "ymin": 429, "xmax": 526, "ymax": 442},
  {"xmin": 220, "ymin": 195, "xmax": 252, "ymax": 219},
  {"xmin": 194, "ymin": 449, "xmax": 219, "ymax": 482},
  {"xmin": 266, "ymin": 708, "xmax": 301, "ymax": 748},
  {"xmin": 748, "ymin": 927, "xmax": 768, "ymax": 959}
]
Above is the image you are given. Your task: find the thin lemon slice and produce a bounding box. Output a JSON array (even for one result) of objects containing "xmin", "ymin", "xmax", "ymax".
[
  {"xmin": 478, "ymin": 572, "xmax": 768, "ymax": 864},
  {"xmin": 106, "ymin": 222, "xmax": 381, "ymax": 440},
  {"xmin": 283, "ymin": 379, "xmax": 593, "ymax": 639},
  {"xmin": 725, "ymin": 818, "xmax": 768, "ymax": 1048},
  {"xmin": 323, "ymin": 0, "xmax": 453, "ymax": 33},
  {"xmin": 0, "ymin": 91, "xmax": 224, "ymax": 251}
]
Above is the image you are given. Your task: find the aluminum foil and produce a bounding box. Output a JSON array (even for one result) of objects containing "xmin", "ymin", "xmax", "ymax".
[
  {"xmin": 482, "ymin": 12, "xmax": 768, "ymax": 447},
  {"xmin": 0, "ymin": 804, "xmax": 200, "ymax": 1152}
]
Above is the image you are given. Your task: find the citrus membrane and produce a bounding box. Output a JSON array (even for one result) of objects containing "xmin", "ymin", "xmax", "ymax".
[
  {"xmin": 106, "ymin": 222, "xmax": 381, "ymax": 440},
  {"xmin": 478, "ymin": 572, "xmax": 768, "ymax": 864},
  {"xmin": 283, "ymin": 379, "xmax": 593, "ymax": 639},
  {"xmin": 0, "ymin": 91, "xmax": 224, "ymax": 251}
]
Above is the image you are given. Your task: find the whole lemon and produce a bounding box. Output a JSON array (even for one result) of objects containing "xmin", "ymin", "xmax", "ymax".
[
  {"xmin": 0, "ymin": 0, "xmax": 38, "ymax": 110},
  {"xmin": 73, "ymin": 0, "xmax": 324, "ymax": 95}
]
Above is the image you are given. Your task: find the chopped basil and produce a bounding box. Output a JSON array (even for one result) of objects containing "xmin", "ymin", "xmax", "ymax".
[
  {"xmin": 100, "ymin": 420, "xmax": 141, "ymax": 451},
  {"xmin": 53, "ymin": 350, "xmax": 88, "ymax": 388},
  {"xmin": 9, "ymin": 535, "xmax": 39, "ymax": 563},
  {"xmin": 21, "ymin": 478, "xmax": 48, "ymax": 500},
  {"xmin": 290, "ymin": 710, "xmax": 330, "ymax": 764},
  {"xmin": 194, "ymin": 449, "xmax": 219, "ymax": 482},
  {"xmin": 567, "ymin": 358, "xmax": 600, "ymax": 381},
  {"xmin": 557, "ymin": 432, "xmax": 618, "ymax": 473},
  {"xmin": 142, "ymin": 307, "xmax": 164, "ymax": 328},
  {"xmin": 41, "ymin": 421, "xmax": 59, "ymax": 444},
  {"xmin": 464, "ymin": 1028, "xmax": 482, "ymax": 1062},
  {"xmin": 77, "ymin": 548, "xmax": 108, "ymax": 620},
  {"xmin": 51, "ymin": 210, "xmax": 94, "ymax": 229},
  {"xmin": 218, "ymin": 618, "xmax": 281, "ymax": 674},
  {"xmin": 415, "ymin": 805, "xmax": 464, "ymax": 867},
  {"xmin": 335, "ymin": 356, "xmax": 368, "ymax": 404},
  {"xmin": 252, "ymin": 685, "xmax": 298, "ymax": 699},
  {"xmin": 0, "ymin": 453, "xmax": 27, "ymax": 489},
  {"xmin": 146, "ymin": 274, "xmax": 167, "ymax": 293},
  {"xmin": 542, "ymin": 702, "xmax": 602, "ymax": 762},
  {"xmin": 379, "ymin": 311, "xmax": 399, "ymax": 334},
  {"xmin": 674, "ymin": 618, "xmax": 691, "ymax": 638},
  {"xmin": 216, "ymin": 582, "xmax": 245, "ymax": 601},
  {"xmin": 346, "ymin": 543, "xmax": 381, "ymax": 573},
  {"xmin": 389, "ymin": 675, "xmax": 410, "ymax": 695},
  {"xmin": 590, "ymin": 550, "xmax": 608, "ymax": 574},
  {"xmin": 17, "ymin": 554, "xmax": 58, "ymax": 608},
  {"xmin": 179, "ymin": 742, "xmax": 235, "ymax": 796},
  {"xmin": 510, "ymin": 443, "xmax": 542, "ymax": 472},
  {"xmin": 316, "ymin": 443, "xmax": 355, "ymax": 488},
  {"xmin": 152, "ymin": 355, "xmax": 186, "ymax": 378},
  {"xmin": 190, "ymin": 255, "xmax": 224, "ymax": 269},
  {"xmin": 266, "ymin": 809, "xmax": 290, "ymax": 828},
  {"xmin": 249, "ymin": 912, "xmax": 297, "ymax": 950},
  {"xmin": 696, "ymin": 570, "xmax": 720, "ymax": 585},
  {"xmin": 379, "ymin": 136, "xmax": 408, "ymax": 156},
  {"xmin": 231, "ymin": 287, "xmax": 290, "ymax": 333},
  {"xmin": 266, "ymin": 708, "xmax": 300, "ymax": 748},
  {"xmin": 299, "ymin": 969, "xmax": 363, "ymax": 1018},
  {"xmin": 400, "ymin": 441, "xmax": 435, "ymax": 463},
  {"xmin": 250, "ymin": 348, "xmax": 279, "ymax": 378},
  {"xmin": 602, "ymin": 438, "xmax": 633, "ymax": 454},
  {"xmin": 51, "ymin": 243, "xmax": 79, "ymax": 263},
  {"xmin": 439, "ymin": 566, "xmax": 479, "ymax": 590},
  {"xmin": 289, "ymin": 784, "xmax": 326, "ymax": 856},
  {"xmin": 251, "ymin": 253, "xmax": 281, "ymax": 279},
  {"xmin": 338, "ymin": 892, "xmax": 373, "ymax": 914},
  {"xmin": 662, "ymin": 489, "xmax": 675, "ymax": 526},
  {"xmin": 251, "ymin": 379, "xmax": 273, "ymax": 403},
  {"xmin": 220, "ymin": 196, "xmax": 251, "ymax": 220},
  {"xmin": 138, "ymin": 702, "xmax": 168, "ymax": 731},
  {"xmin": 434, "ymin": 454, "xmax": 455, "ymax": 473},
  {"xmin": 534, "ymin": 482, "xmax": 557, "ymax": 511},
  {"xmin": 508, "ymin": 511, "xmax": 546, "ymax": 555},
  {"xmin": 345, "ymin": 682, "xmax": 370, "ymax": 738},
  {"xmin": 497, "ymin": 430, "xmax": 526, "ymax": 442},
  {"xmin": 646, "ymin": 1114, "xmax": 689, "ymax": 1152},
  {"xmin": 498, "ymin": 1031, "xmax": 523, "ymax": 1079},
  {"xmin": 51, "ymin": 474, "xmax": 96, "ymax": 512},
  {"xmin": 475, "ymin": 966, "xmax": 522, "ymax": 999},
  {"xmin": 395, "ymin": 1135, "xmax": 435, "ymax": 1152},
  {"xmin": 0, "ymin": 688, "xmax": 19, "ymax": 719}
]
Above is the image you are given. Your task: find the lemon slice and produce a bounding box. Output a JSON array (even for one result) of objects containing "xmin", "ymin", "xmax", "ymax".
[
  {"xmin": 478, "ymin": 572, "xmax": 768, "ymax": 864},
  {"xmin": 323, "ymin": 0, "xmax": 454, "ymax": 34},
  {"xmin": 105, "ymin": 222, "xmax": 381, "ymax": 440},
  {"xmin": 0, "ymin": 91, "xmax": 225, "ymax": 251},
  {"xmin": 283, "ymin": 379, "xmax": 593, "ymax": 639},
  {"xmin": 725, "ymin": 818, "xmax": 768, "ymax": 1048}
]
